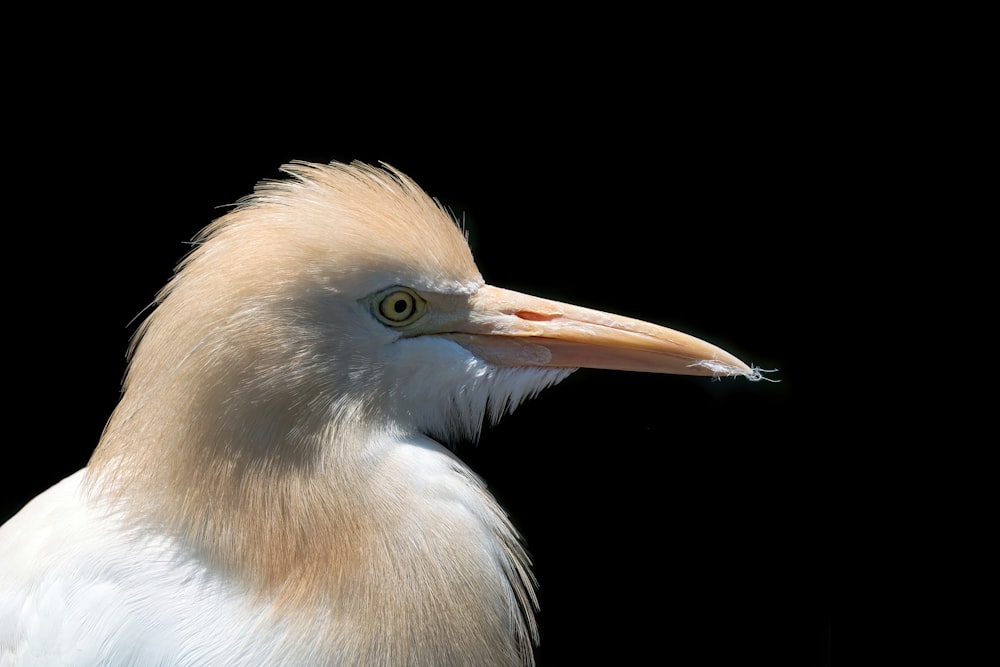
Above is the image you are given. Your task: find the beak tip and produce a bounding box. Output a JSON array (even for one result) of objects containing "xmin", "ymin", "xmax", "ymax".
[{"xmin": 689, "ymin": 359, "xmax": 778, "ymax": 382}]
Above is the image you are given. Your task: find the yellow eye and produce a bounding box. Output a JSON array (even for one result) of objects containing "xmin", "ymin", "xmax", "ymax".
[{"xmin": 373, "ymin": 287, "xmax": 426, "ymax": 326}]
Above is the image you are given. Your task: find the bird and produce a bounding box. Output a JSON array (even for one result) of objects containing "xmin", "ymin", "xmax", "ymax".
[{"xmin": 0, "ymin": 160, "xmax": 765, "ymax": 666}]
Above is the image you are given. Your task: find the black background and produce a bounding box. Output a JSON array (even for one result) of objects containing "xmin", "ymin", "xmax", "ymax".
[{"xmin": 6, "ymin": 28, "xmax": 833, "ymax": 666}]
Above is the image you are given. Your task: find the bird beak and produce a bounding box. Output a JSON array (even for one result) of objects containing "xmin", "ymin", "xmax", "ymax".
[{"xmin": 439, "ymin": 285, "xmax": 754, "ymax": 378}]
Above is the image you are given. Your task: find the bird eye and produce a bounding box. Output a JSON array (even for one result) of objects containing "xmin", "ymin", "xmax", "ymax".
[{"xmin": 372, "ymin": 287, "xmax": 427, "ymax": 326}]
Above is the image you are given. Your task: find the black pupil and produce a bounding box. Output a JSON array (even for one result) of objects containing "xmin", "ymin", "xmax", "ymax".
[{"xmin": 393, "ymin": 298, "xmax": 408, "ymax": 314}]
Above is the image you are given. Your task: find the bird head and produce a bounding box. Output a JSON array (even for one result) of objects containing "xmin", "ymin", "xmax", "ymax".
[
  {"xmin": 108, "ymin": 161, "xmax": 757, "ymax": 453},
  {"xmin": 94, "ymin": 160, "xmax": 761, "ymax": 474}
]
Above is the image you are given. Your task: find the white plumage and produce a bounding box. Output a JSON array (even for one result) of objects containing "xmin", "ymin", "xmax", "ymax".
[{"xmin": 0, "ymin": 161, "xmax": 760, "ymax": 666}]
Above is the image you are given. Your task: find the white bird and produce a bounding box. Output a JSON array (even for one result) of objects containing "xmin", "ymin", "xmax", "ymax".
[{"xmin": 0, "ymin": 161, "xmax": 763, "ymax": 666}]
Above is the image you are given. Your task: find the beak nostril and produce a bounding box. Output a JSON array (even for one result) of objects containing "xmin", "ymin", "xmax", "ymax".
[{"xmin": 514, "ymin": 311, "xmax": 558, "ymax": 322}]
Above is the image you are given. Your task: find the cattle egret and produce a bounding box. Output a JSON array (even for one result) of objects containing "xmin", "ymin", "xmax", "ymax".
[{"xmin": 0, "ymin": 161, "xmax": 765, "ymax": 666}]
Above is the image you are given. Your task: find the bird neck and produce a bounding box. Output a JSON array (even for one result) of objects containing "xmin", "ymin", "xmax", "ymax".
[{"xmin": 87, "ymin": 389, "xmax": 537, "ymax": 665}]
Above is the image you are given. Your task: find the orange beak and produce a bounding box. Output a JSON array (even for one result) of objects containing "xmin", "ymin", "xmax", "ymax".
[{"xmin": 436, "ymin": 285, "xmax": 758, "ymax": 379}]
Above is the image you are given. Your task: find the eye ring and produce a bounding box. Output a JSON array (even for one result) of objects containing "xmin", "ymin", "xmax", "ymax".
[{"xmin": 372, "ymin": 287, "xmax": 427, "ymax": 326}]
